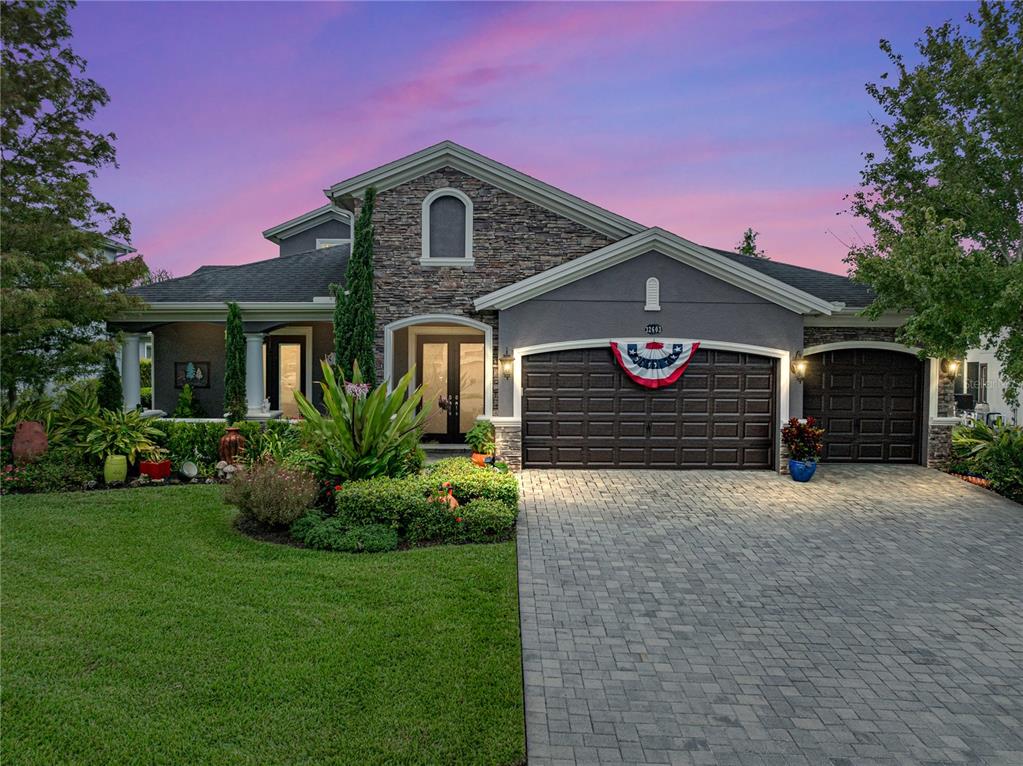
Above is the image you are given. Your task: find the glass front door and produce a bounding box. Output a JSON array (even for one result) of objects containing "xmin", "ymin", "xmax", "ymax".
[
  {"xmin": 416, "ymin": 335, "xmax": 485, "ymax": 442},
  {"xmin": 268, "ymin": 336, "xmax": 306, "ymax": 418}
]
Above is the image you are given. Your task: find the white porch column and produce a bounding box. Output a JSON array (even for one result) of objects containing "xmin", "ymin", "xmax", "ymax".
[
  {"xmin": 121, "ymin": 333, "xmax": 142, "ymax": 412},
  {"xmin": 245, "ymin": 333, "xmax": 265, "ymax": 414}
]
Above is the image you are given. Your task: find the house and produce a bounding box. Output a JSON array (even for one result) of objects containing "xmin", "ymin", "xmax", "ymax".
[{"xmin": 111, "ymin": 140, "xmax": 962, "ymax": 471}]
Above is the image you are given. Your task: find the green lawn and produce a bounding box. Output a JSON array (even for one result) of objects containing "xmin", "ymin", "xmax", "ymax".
[{"xmin": 1, "ymin": 486, "xmax": 524, "ymax": 765}]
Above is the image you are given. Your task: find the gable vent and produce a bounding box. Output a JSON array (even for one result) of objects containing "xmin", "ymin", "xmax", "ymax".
[{"xmin": 644, "ymin": 277, "xmax": 661, "ymax": 311}]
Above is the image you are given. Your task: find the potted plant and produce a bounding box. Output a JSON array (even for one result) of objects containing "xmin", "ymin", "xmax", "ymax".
[
  {"xmin": 139, "ymin": 446, "xmax": 172, "ymax": 481},
  {"xmin": 84, "ymin": 410, "xmax": 165, "ymax": 484},
  {"xmin": 781, "ymin": 417, "xmax": 825, "ymax": 482},
  {"xmin": 465, "ymin": 419, "xmax": 496, "ymax": 466}
]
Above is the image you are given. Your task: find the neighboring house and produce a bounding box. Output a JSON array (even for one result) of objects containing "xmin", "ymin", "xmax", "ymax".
[
  {"xmin": 112, "ymin": 140, "xmax": 964, "ymax": 471},
  {"xmin": 954, "ymin": 346, "xmax": 1019, "ymax": 426}
]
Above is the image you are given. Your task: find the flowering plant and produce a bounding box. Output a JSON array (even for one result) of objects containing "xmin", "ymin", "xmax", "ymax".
[{"xmin": 781, "ymin": 417, "xmax": 825, "ymax": 462}]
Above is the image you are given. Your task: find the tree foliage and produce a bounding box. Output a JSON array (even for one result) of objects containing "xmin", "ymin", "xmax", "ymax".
[
  {"xmin": 1, "ymin": 0, "xmax": 149, "ymax": 402},
  {"xmin": 334, "ymin": 188, "xmax": 377, "ymax": 385},
  {"xmin": 847, "ymin": 0, "xmax": 1023, "ymax": 403},
  {"xmin": 736, "ymin": 228, "xmax": 767, "ymax": 259},
  {"xmin": 224, "ymin": 302, "xmax": 246, "ymax": 423}
]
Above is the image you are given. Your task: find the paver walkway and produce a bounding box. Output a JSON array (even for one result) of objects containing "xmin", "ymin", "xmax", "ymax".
[{"xmin": 517, "ymin": 466, "xmax": 1023, "ymax": 765}]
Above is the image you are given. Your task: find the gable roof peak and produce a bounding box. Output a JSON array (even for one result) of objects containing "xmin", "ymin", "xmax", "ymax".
[{"xmin": 324, "ymin": 140, "xmax": 645, "ymax": 240}]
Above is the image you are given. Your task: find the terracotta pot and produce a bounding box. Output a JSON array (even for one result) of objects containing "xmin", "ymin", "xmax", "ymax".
[
  {"xmin": 471, "ymin": 452, "xmax": 489, "ymax": 467},
  {"xmin": 104, "ymin": 455, "xmax": 128, "ymax": 484},
  {"xmin": 218, "ymin": 426, "xmax": 246, "ymax": 464},
  {"xmin": 139, "ymin": 459, "xmax": 172, "ymax": 480},
  {"xmin": 11, "ymin": 421, "xmax": 48, "ymax": 464}
]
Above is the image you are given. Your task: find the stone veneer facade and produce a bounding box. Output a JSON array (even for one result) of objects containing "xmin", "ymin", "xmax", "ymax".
[
  {"xmin": 351, "ymin": 168, "xmax": 616, "ymax": 412},
  {"xmin": 803, "ymin": 325, "xmax": 898, "ymax": 348}
]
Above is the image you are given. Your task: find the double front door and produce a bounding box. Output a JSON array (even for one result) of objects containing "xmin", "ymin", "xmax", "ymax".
[{"xmin": 416, "ymin": 335, "xmax": 485, "ymax": 442}]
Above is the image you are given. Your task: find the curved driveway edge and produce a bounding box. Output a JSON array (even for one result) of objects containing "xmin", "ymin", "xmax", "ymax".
[{"xmin": 516, "ymin": 466, "xmax": 1023, "ymax": 766}]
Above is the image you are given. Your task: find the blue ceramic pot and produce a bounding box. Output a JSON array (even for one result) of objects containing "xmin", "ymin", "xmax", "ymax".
[{"xmin": 788, "ymin": 459, "xmax": 817, "ymax": 482}]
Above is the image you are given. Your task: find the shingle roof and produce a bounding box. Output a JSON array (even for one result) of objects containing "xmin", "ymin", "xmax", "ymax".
[
  {"xmin": 707, "ymin": 247, "xmax": 876, "ymax": 307},
  {"xmin": 130, "ymin": 245, "xmax": 349, "ymax": 303}
]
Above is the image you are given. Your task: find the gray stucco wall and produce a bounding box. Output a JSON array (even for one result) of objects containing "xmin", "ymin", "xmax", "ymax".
[
  {"xmin": 153, "ymin": 322, "xmax": 225, "ymax": 415},
  {"xmin": 278, "ymin": 219, "xmax": 351, "ymax": 257},
  {"xmin": 497, "ymin": 250, "xmax": 805, "ymax": 416}
]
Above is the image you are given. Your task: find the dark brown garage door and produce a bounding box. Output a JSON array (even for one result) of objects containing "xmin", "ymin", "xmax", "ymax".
[
  {"xmin": 522, "ymin": 347, "xmax": 776, "ymax": 469},
  {"xmin": 803, "ymin": 348, "xmax": 923, "ymax": 463}
]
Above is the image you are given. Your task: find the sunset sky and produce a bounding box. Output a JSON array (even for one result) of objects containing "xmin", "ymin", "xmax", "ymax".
[{"xmin": 71, "ymin": 1, "xmax": 972, "ymax": 277}]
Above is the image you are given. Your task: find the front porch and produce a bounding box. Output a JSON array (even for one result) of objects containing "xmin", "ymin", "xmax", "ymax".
[{"xmin": 114, "ymin": 318, "xmax": 334, "ymax": 420}]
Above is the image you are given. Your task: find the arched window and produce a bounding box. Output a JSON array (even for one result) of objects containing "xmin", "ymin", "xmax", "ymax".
[
  {"xmin": 644, "ymin": 277, "xmax": 661, "ymax": 311},
  {"xmin": 421, "ymin": 188, "xmax": 473, "ymax": 266}
]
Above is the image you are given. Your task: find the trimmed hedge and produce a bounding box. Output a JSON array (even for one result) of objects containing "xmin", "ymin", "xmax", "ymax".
[
  {"xmin": 417, "ymin": 457, "xmax": 519, "ymax": 507},
  {"xmin": 290, "ymin": 513, "xmax": 398, "ymax": 553},
  {"xmin": 333, "ymin": 458, "xmax": 520, "ymax": 546}
]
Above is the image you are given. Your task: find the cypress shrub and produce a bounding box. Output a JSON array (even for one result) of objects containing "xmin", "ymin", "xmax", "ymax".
[
  {"xmin": 335, "ymin": 187, "xmax": 377, "ymax": 385},
  {"xmin": 97, "ymin": 351, "xmax": 122, "ymax": 411},
  {"xmin": 224, "ymin": 301, "xmax": 246, "ymax": 423}
]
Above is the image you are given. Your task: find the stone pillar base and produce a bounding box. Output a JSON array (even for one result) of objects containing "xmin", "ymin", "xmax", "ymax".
[
  {"xmin": 928, "ymin": 417, "xmax": 959, "ymax": 469},
  {"xmin": 493, "ymin": 418, "xmax": 522, "ymax": 472}
]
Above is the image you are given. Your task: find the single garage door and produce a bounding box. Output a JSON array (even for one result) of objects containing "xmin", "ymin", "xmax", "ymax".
[
  {"xmin": 803, "ymin": 348, "xmax": 923, "ymax": 463},
  {"xmin": 522, "ymin": 347, "xmax": 776, "ymax": 468}
]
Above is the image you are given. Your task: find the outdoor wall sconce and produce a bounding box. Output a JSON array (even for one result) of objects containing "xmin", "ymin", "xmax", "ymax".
[
  {"xmin": 499, "ymin": 348, "xmax": 514, "ymax": 380},
  {"xmin": 791, "ymin": 354, "xmax": 808, "ymax": 382},
  {"xmin": 943, "ymin": 359, "xmax": 961, "ymax": 379}
]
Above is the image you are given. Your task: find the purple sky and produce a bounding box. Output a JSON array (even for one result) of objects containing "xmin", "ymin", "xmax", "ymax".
[{"xmin": 72, "ymin": 1, "xmax": 972, "ymax": 277}]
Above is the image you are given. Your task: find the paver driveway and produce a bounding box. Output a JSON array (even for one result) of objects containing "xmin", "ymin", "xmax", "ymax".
[{"xmin": 517, "ymin": 466, "xmax": 1023, "ymax": 766}]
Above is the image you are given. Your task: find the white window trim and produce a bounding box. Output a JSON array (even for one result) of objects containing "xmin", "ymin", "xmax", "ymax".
[
  {"xmin": 315, "ymin": 238, "xmax": 350, "ymax": 250},
  {"xmin": 382, "ymin": 314, "xmax": 492, "ymax": 419},
  {"xmin": 421, "ymin": 188, "xmax": 474, "ymax": 267},
  {"xmin": 644, "ymin": 276, "xmax": 661, "ymax": 311}
]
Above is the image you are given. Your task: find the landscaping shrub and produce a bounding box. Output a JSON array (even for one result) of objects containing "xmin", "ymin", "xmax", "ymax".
[
  {"xmin": 1, "ymin": 447, "xmax": 100, "ymax": 494},
  {"xmin": 457, "ymin": 498, "xmax": 518, "ymax": 543},
  {"xmin": 300, "ymin": 516, "xmax": 348, "ymax": 551},
  {"xmin": 781, "ymin": 417, "xmax": 825, "ymax": 462},
  {"xmin": 336, "ymin": 524, "xmax": 398, "ymax": 553},
  {"xmin": 157, "ymin": 420, "xmax": 224, "ymax": 471},
  {"xmin": 172, "ymin": 384, "xmax": 205, "ymax": 417},
  {"xmin": 418, "ymin": 457, "xmax": 519, "ymax": 508},
  {"xmin": 294, "ymin": 360, "xmax": 428, "ymax": 481},
  {"xmin": 224, "ymin": 459, "xmax": 318, "ymax": 528},
  {"xmin": 335, "ymin": 475, "xmax": 432, "ymax": 531},
  {"xmin": 952, "ymin": 420, "xmax": 1023, "ymax": 503},
  {"xmin": 465, "ymin": 419, "xmax": 496, "ymax": 455},
  {"xmin": 289, "ymin": 510, "xmax": 324, "ymax": 543},
  {"xmin": 405, "ymin": 493, "xmax": 462, "ymax": 545},
  {"xmin": 85, "ymin": 409, "xmax": 164, "ymax": 464}
]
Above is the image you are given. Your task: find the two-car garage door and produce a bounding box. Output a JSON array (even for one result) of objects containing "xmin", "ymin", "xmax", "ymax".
[
  {"xmin": 521, "ymin": 345, "xmax": 925, "ymax": 469},
  {"xmin": 522, "ymin": 348, "xmax": 776, "ymax": 468}
]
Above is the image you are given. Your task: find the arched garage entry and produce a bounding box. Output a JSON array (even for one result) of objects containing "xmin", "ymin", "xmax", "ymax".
[
  {"xmin": 517, "ymin": 340, "xmax": 788, "ymax": 469},
  {"xmin": 802, "ymin": 343, "xmax": 925, "ymax": 463}
]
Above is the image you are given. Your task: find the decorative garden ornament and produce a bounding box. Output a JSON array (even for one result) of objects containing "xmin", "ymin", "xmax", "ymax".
[
  {"xmin": 11, "ymin": 421, "xmax": 48, "ymax": 464},
  {"xmin": 103, "ymin": 455, "xmax": 128, "ymax": 484},
  {"xmin": 218, "ymin": 427, "xmax": 246, "ymax": 464}
]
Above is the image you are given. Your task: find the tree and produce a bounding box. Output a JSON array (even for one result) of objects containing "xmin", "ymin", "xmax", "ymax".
[
  {"xmin": 1, "ymin": 0, "xmax": 149, "ymax": 403},
  {"xmin": 96, "ymin": 351, "xmax": 121, "ymax": 411},
  {"xmin": 334, "ymin": 187, "xmax": 377, "ymax": 385},
  {"xmin": 846, "ymin": 1, "xmax": 1023, "ymax": 403},
  {"xmin": 224, "ymin": 302, "xmax": 246, "ymax": 423},
  {"xmin": 736, "ymin": 228, "xmax": 768, "ymax": 258}
]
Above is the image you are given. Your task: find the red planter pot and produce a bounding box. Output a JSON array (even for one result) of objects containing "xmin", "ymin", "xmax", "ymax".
[{"xmin": 139, "ymin": 459, "xmax": 172, "ymax": 480}]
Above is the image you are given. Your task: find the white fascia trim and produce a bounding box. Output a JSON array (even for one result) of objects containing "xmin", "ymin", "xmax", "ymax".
[
  {"xmin": 382, "ymin": 313, "xmax": 493, "ymax": 419},
  {"xmin": 804, "ymin": 311, "xmax": 907, "ymax": 327},
  {"xmin": 421, "ymin": 187, "xmax": 474, "ymax": 267},
  {"xmin": 325, "ymin": 141, "xmax": 644, "ymax": 240},
  {"xmin": 475, "ymin": 228, "xmax": 835, "ymax": 315},
  {"xmin": 115, "ymin": 301, "xmax": 335, "ymax": 323},
  {"xmin": 262, "ymin": 204, "xmax": 354, "ymax": 243},
  {"xmin": 802, "ymin": 340, "xmax": 923, "ymax": 357}
]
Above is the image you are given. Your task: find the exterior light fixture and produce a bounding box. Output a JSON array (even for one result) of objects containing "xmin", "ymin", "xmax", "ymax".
[
  {"xmin": 499, "ymin": 348, "xmax": 514, "ymax": 379},
  {"xmin": 943, "ymin": 359, "xmax": 961, "ymax": 379},
  {"xmin": 791, "ymin": 354, "xmax": 808, "ymax": 382}
]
